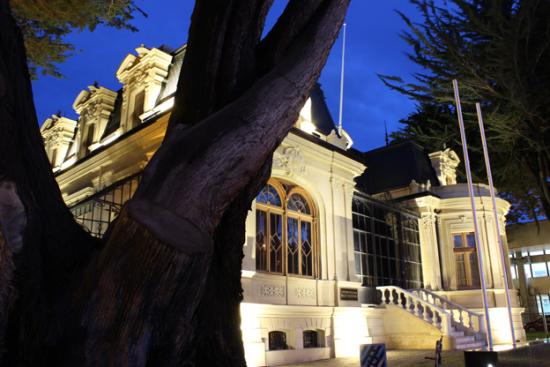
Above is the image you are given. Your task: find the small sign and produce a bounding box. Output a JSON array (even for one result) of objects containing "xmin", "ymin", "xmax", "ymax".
[
  {"xmin": 360, "ymin": 343, "xmax": 387, "ymax": 367},
  {"xmin": 340, "ymin": 287, "xmax": 358, "ymax": 301}
]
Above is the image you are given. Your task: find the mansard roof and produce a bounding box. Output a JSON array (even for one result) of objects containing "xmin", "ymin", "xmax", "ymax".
[
  {"xmin": 95, "ymin": 44, "xmax": 336, "ymax": 139},
  {"xmin": 357, "ymin": 140, "xmax": 440, "ymax": 195},
  {"xmin": 309, "ymin": 83, "xmax": 337, "ymax": 135}
]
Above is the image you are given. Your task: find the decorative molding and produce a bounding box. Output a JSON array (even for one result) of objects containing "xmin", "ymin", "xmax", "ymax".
[
  {"xmin": 273, "ymin": 146, "xmax": 306, "ymax": 176},
  {"xmin": 260, "ymin": 284, "xmax": 285, "ymax": 298},
  {"xmin": 421, "ymin": 212, "xmax": 437, "ymax": 228},
  {"xmin": 294, "ymin": 287, "xmax": 315, "ymax": 299},
  {"xmin": 409, "ymin": 179, "xmax": 431, "ymax": 194}
]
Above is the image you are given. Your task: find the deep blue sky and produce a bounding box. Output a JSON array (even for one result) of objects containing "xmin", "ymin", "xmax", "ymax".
[{"xmin": 31, "ymin": 1, "xmax": 428, "ymax": 152}]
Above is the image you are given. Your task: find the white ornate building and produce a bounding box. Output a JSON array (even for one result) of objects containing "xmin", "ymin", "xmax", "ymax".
[{"xmin": 40, "ymin": 44, "xmax": 524, "ymax": 366}]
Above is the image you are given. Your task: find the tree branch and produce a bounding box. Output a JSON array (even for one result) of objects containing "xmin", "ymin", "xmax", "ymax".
[
  {"xmin": 167, "ymin": 0, "xmax": 273, "ymax": 131},
  {"xmin": 130, "ymin": 0, "xmax": 349, "ymax": 244}
]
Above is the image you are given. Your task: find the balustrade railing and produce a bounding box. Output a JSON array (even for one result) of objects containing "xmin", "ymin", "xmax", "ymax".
[
  {"xmin": 377, "ymin": 286, "xmax": 452, "ymax": 335},
  {"xmin": 409, "ymin": 288, "xmax": 486, "ymax": 341}
]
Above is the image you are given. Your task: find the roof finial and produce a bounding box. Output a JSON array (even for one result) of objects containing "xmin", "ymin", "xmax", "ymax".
[{"xmin": 337, "ymin": 22, "xmax": 347, "ymax": 136}]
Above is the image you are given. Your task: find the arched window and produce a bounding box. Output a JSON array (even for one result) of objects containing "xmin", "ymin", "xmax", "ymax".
[
  {"xmin": 268, "ymin": 331, "xmax": 288, "ymax": 351},
  {"xmin": 255, "ymin": 179, "xmax": 317, "ymax": 277}
]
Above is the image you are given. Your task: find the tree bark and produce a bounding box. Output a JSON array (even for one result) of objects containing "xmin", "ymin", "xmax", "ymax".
[
  {"xmin": 0, "ymin": 1, "xmax": 97, "ymax": 364},
  {"xmin": 167, "ymin": 2, "xmax": 335, "ymax": 362},
  {"xmin": 0, "ymin": 0, "xmax": 350, "ymax": 365}
]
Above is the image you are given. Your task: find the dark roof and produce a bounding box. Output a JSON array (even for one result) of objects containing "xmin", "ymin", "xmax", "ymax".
[
  {"xmin": 309, "ymin": 83, "xmax": 337, "ymax": 135},
  {"xmin": 356, "ymin": 141, "xmax": 440, "ymax": 195}
]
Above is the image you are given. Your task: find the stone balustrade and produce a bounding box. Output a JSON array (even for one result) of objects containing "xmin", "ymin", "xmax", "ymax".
[
  {"xmin": 378, "ymin": 286, "xmax": 452, "ymax": 335},
  {"xmin": 410, "ymin": 288, "xmax": 486, "ymax": 341}
]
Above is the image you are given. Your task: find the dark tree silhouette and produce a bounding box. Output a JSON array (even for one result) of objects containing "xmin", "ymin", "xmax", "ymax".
[{"xmin": 0, "ymin": 0, "xmax": 349, "ymax": 366}]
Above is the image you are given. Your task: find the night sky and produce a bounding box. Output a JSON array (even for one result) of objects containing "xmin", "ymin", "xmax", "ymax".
[{"xmin": 31, "ymin": 1, "xmax": 429, "ymax": 152}]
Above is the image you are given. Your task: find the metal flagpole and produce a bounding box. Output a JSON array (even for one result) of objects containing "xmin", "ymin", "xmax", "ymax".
[
  {"xmin": 337, "ymin": 22, "xmax": 346, "ymax": 136},
  {"xmin": 452, "ymin": 80, "xmax": 494, "ymax": 350},
  {"xmin": 475, "ymin": 102, "xmax": 517, "ymax": 348}
]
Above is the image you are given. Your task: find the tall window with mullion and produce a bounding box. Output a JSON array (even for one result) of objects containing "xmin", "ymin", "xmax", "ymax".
[
  {"xmin": 255, "ymin": 180, "xmax": 317, "ymax": 277},
  {"xmin": 453, "ymin": 232, "xmax": 480, "ymax": 289},
  {"xmin": 256, "ymin": 184, "xmax": 284, "ymax": 273}
]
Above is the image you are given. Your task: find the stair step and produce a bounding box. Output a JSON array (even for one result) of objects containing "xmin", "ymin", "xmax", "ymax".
[
  {"xmin": 455, "ymin": 341, "xmax": 485, "ymax": 350},
  {"xmin": 454, "ymin": 335, "xmax": 475, "ymax": 343}
]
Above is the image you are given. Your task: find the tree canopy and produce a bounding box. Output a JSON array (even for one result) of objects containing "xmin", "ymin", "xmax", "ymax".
[
  {"xmin": 381, "ymin": 0, "xmax": 550, "ymax": 221},
  {"xmin": 11, "ymin": 0, "xmax": 143, "ymax": 78}
]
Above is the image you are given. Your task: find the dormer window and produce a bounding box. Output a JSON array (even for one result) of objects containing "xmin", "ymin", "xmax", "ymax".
[
  {"xmin": 115, "ymin": 46, "xmax": 173, "ymax": 133},
  {"xmin": 131, "ymin": 90, "xmax": 145, "ymax": 129},
  {"xmin": 39, "ymin": 115, "xmax": 77, "ymax": 169}
]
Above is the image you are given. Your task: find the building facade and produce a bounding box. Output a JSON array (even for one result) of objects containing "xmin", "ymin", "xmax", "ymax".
[
  {"xmin": 41, "ymin": 44, "xmax": 524, "ymax": 366},
  {"xmin": 507, "ymin": 219, "xmax": 550, "ymax": 324}
]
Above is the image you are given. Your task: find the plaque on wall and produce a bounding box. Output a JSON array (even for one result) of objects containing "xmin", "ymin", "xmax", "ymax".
[{"xmin": 340, "ymin": 287, "xmax": 358, "ymax": 301}]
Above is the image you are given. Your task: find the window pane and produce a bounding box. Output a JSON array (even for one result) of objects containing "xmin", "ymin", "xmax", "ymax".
[
  {"xmin": 256, "ymin": 210, "xmax": 268, "ymax": 271},
  {"xmin": 542, "ymin": 295, "xmax": 550, "ymax": 315},
  {"xmin": 287, "ymin": 193, "xmax": 311, "ymax": 214},
  {"xmin": 530, "ymin": 250, "xmax": 544, "ymax": 256},
  {"xmin": 301, "ymin": 221, "xmax": 313, "ymax": 276},
  {"xmin": 287, "ymin": 217, "xmax": 299, "ymax": 274},
  {"xmin": 355, "ymin": 254, "xmax": 362, "ymax": 275},
  {"xmin": 270, "ymin": 213, "xmax": 283, "ymax": 273},
  {"xmin": 466, "ymin": 233, "xmax": 476, "ymax": 248},
  {"xmin": 454, "ymin": 235, "xmax": 463, "ymax": 248},
  {"xmin": 256, "ymin": 184, "xmax": 281, "ymax": 206},
  {"xmin": 524, "ymin": 264, "xmax": 532, "ymax": 278},
  {"xmin": 455, "ymin": 254, "xmax": 467, "ymax": 288},
  {"xmin": 511, "ymin": 265, "xmax": 517, "ymax": 280},
  {"xmin": 531, "ymin": 262, "xmax": 548, "ymax": 278}
]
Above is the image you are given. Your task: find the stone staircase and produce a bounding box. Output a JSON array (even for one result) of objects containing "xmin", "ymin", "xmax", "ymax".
[{"xmin": 377, "ymin": 286, "xmax": 487, "ymax": 350}]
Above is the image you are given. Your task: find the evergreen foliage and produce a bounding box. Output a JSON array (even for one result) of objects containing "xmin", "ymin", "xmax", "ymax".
[
  {"xmin": 381, "ymin": 0, "xmax": 550, "ymax": 222},
  {"xmin": 10, "ymin": 0, "xmax": 144, "ymax": 78}
]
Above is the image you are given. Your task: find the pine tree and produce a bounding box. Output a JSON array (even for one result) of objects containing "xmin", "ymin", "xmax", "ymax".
[{"xmin": 381, "ymin": 0, "xmax": 550, "ymax": 221}]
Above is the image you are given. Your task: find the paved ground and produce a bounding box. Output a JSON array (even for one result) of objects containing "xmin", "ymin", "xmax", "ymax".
[{"xmin": 281, "ymin": 342, "xmax": 550, "ymax": 367}]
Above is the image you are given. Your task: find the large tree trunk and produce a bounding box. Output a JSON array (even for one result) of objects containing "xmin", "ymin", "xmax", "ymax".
[
  {"xmin": 0, "ymin": 0, "xmax": 350, "ymax": 365},
  {"xmin": 0, "ymin": 0, "xmax": 97, "ymax": 364}
]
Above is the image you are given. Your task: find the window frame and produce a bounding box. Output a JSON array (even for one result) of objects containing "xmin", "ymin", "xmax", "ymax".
[
  {"xmin": 452, "ymin": 232, "xmax": 480, "ymax": 289},
  {"xmin": 255, "ymin": 179, "xmax": 318, "ymax": 278}
]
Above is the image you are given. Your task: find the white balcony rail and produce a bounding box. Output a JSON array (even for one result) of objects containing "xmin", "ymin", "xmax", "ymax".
[{"xmin": 409, "ymin": 288, "xmax": 486, "ymax": 341}]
